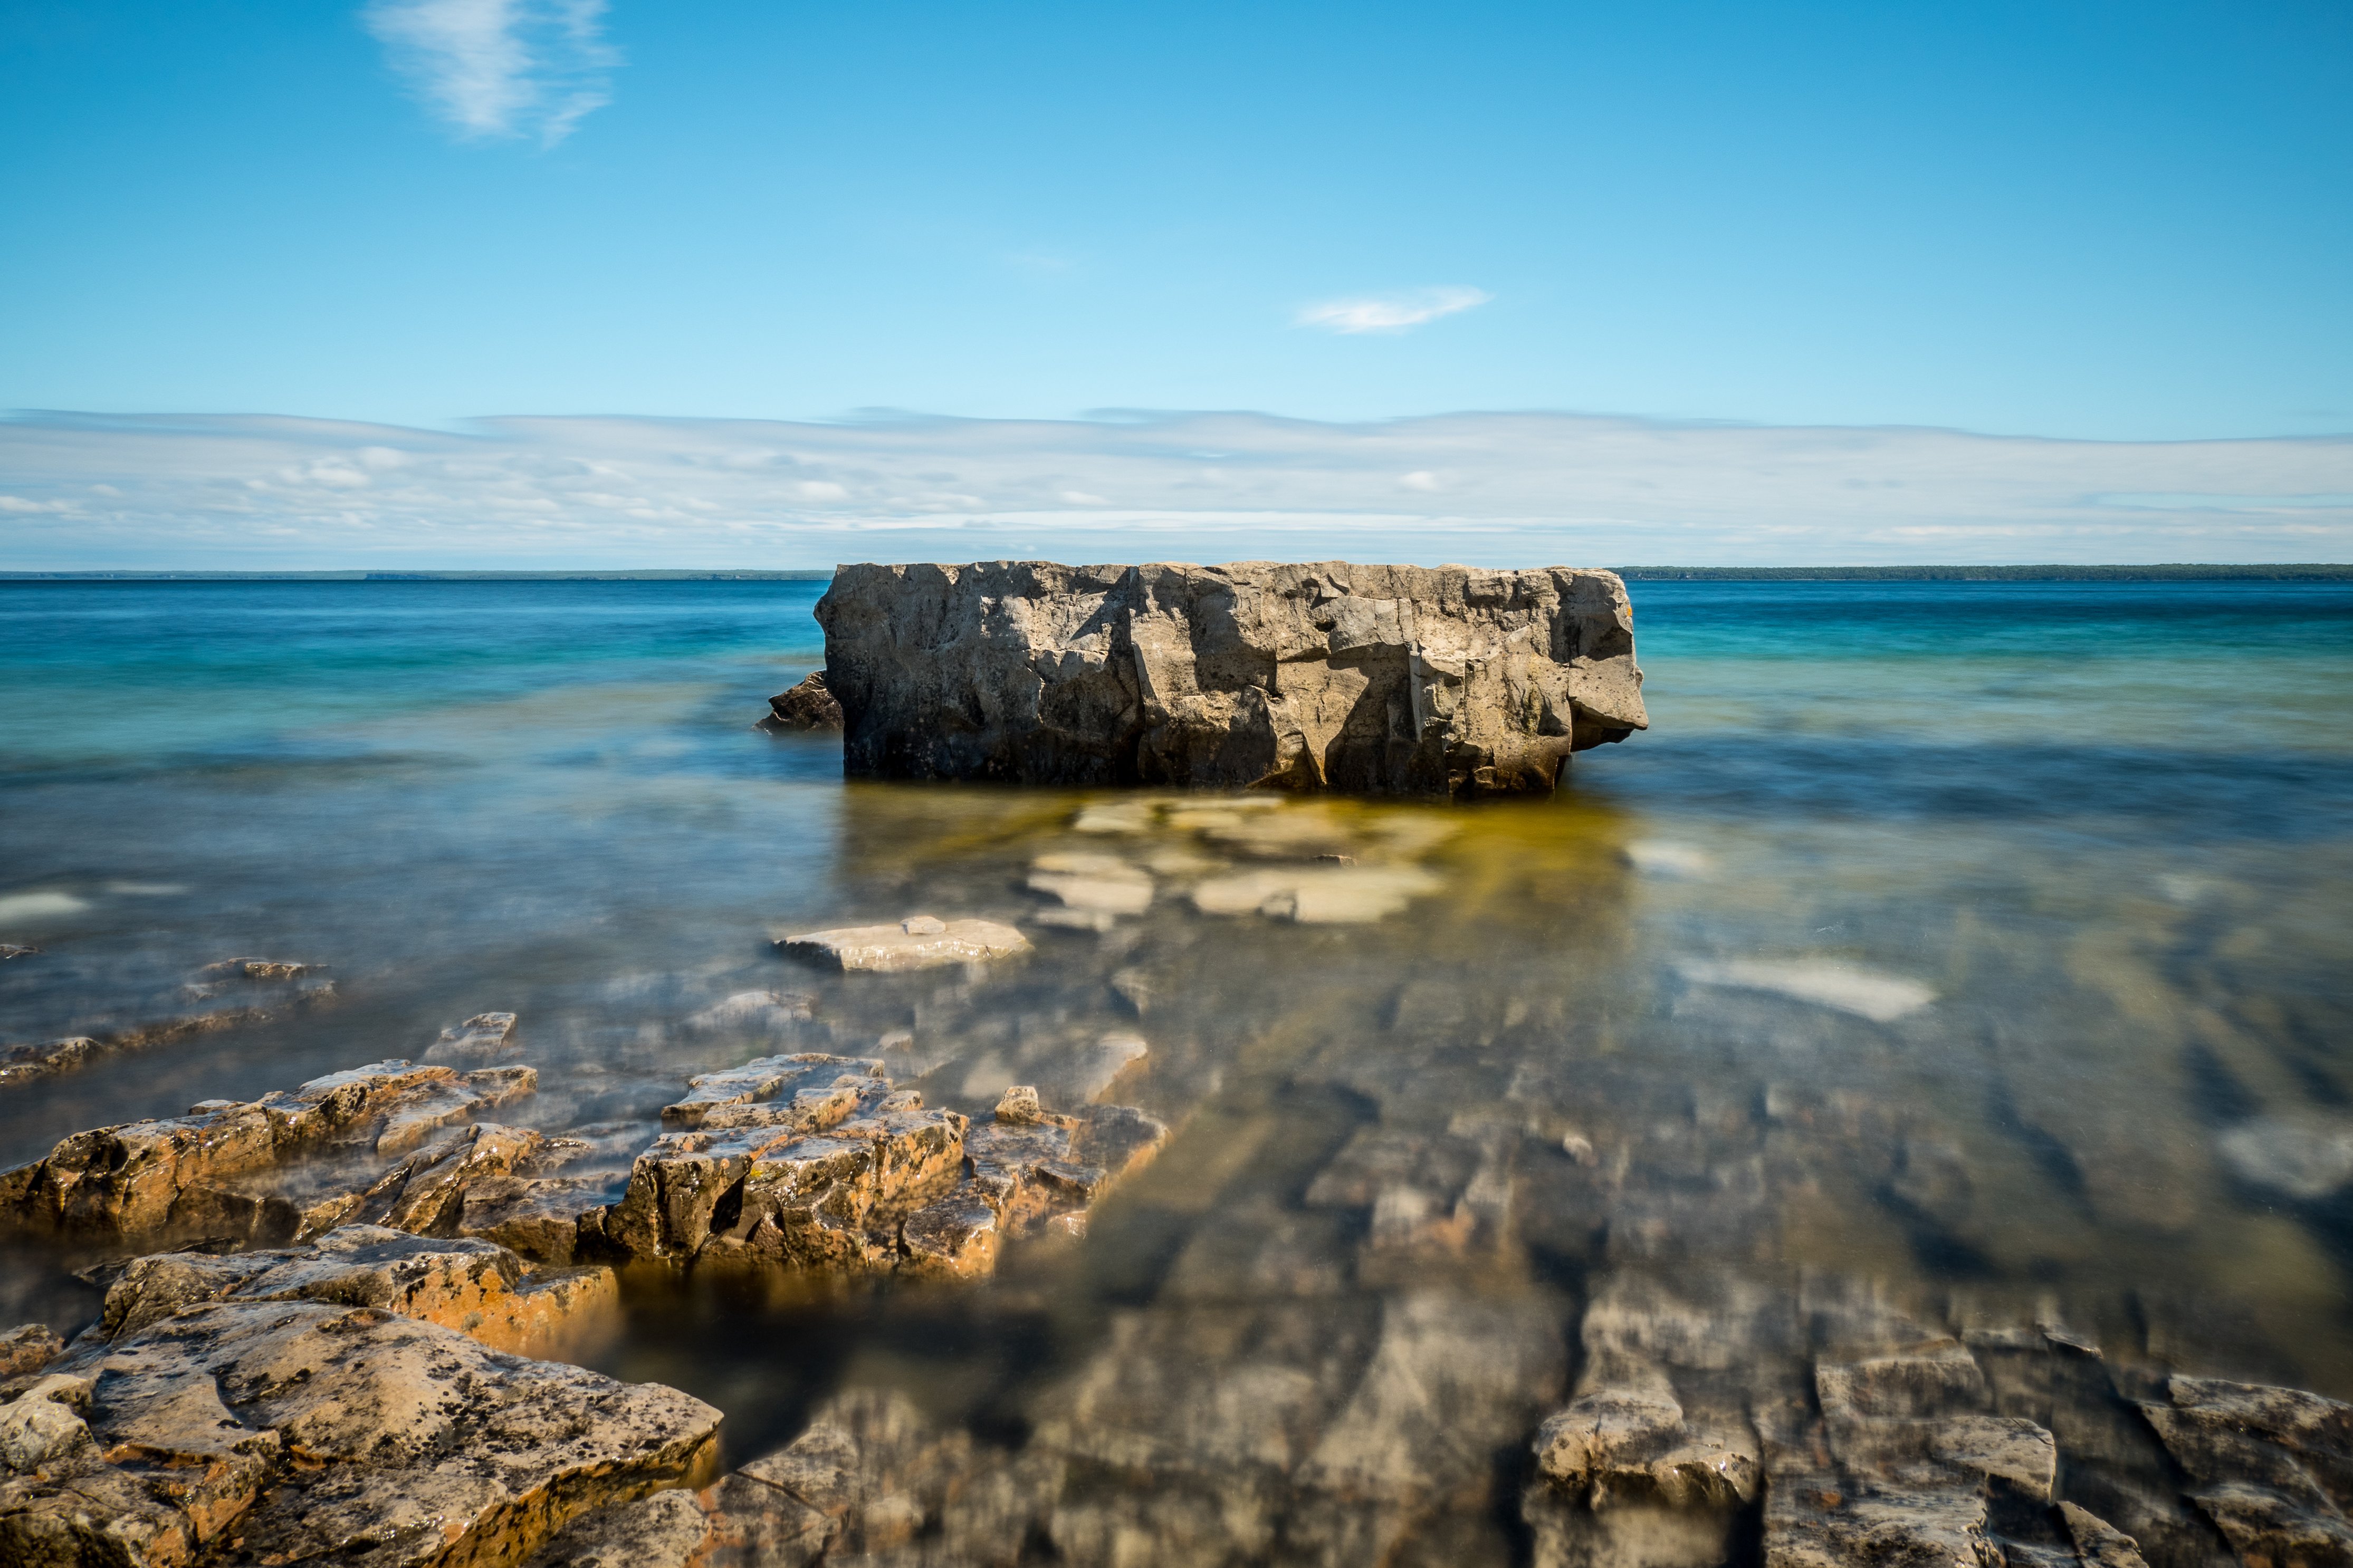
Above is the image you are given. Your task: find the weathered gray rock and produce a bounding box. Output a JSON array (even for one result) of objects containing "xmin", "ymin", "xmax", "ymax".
[
  {"xmin": 814, "ymin": 560, "xmax": 1647, "ymax": 796},
  {"xmin": 15, "ymin": 1298, "xmax": 720, "ymax": 1568},
  {"xmin": 758, "ymin": 669, "xmax": 845, "ymax": 733}
]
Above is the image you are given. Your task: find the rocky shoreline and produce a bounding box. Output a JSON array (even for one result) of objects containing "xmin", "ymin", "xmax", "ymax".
[{"xmin": 6, "ymin": 788, "xmax": 2352, "ymax": 1567}]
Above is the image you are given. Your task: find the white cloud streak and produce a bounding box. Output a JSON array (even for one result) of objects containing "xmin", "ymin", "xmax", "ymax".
[
  {"xmin": 364, "ymin": 0, "xmax": 618, "ymax": 146},
  {"xmin": 0, "ymin": 410, "xmax": 2348, "ymax": 571},
  {"xmin": 1297, "ymin": 287, "xmax": 1493, "ymax": 334}
]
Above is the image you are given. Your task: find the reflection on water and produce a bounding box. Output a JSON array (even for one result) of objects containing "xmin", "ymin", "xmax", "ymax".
[{"xmin": 3, "ymin": 579, "xmax": 2352, "ymax": 1564}]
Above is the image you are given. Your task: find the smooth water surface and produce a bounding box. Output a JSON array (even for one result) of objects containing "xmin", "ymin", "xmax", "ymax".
[{"xmin": 3, "ymin": 578, "xmax": 2351, "ymax": 1561}]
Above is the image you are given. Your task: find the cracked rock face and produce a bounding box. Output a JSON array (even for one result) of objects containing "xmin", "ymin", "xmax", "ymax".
[
  {"xmin": 7, "ymin": 1299, "xmax": 721, "ymax": 1568},
  {"xmin": 814, "ymin": 560, "xmax": 1647, "ymax": 796}
]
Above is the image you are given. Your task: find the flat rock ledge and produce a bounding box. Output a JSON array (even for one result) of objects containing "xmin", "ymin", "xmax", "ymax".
[
  {"xmin": 811, "ymin": 559, "xmax": 1648, "ymax": 796},
  {"xmin": 778, "ymin": 914, "xmax": 1031, "ymax": 973}
]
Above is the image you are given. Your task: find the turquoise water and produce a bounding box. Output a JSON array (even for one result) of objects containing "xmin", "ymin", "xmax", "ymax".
[{"xmin": 3, "ymin": 578, "xmax": 2352, "ymax": 1539}]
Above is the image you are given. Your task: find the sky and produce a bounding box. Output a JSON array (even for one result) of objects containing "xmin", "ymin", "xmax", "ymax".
[{"xmin": 2, "ymin": 0, "xmax": 2350, "ymax": 567}]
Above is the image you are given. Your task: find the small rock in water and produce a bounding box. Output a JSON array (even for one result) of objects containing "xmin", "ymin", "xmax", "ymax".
[
  {"xmin": 1109, "ymin": 967, "xmax": 1155, "ymax": 1014},
  {"xmin": 1622, "ymin": 840, "xmax": 1714, "ymax": 878},
  {"xmin": 1674, "ymin": 957, "xmax": 1934, "ymax": 1022},
  {"xmin": 200, "ymin": 956, "xmax": 322, "ymax": 979},
  {"xmin": 995, "ymin": 1085, "xmax": 1045, "ymax": 1125},
  {"xmin": 0, "ymin": 1036, "xmax": 102, "ymax": 1089},
  {"xmin": 779, "ymin": 916, "xmax": 1030, "ymax": 972},
  {"xmin": 1191, "ymin": 864, "xmax": 1440, "ymax": 924},
  {"xmin": 1028, "ymin": 852, "xmax": 1154, "ymax": 917},
  {"xmin": 1072, "ymin": 1033, "xmax": 1149, "ymax": 1101},
  {"xmin": 684, "ymin": 988, "xmax": 817, "ymax": 1034},
  {"xmin": 2216, "ymin": 1116, "xmax": 2353, "ymax": 1201},
  {"xmin": 0, "ymin": 1324, "xmax": 64, "ymax": 1378},
  {"xmin": 424, "ymin": 1009, "xmax": 521, "ymax": 1065},
  {"xmin": 1034, "ymin": 906, "xmax": 1121, "ymax": 932},
  {"xmin": 758, "ymin": 669, "xmax": 845, "ymax": 732},
  {"xmin": 0, "ymin": 945, "xmax": 39, "ymax": 961},
  {"xmin": 0, "ymin": 891, "xmax": 87, "ymax": 924}
]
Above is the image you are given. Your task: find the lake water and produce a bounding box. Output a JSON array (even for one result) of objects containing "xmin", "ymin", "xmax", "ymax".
[{"xmin": 3, "ymin": 576, "xmax": 2351, "ymax": 1564}]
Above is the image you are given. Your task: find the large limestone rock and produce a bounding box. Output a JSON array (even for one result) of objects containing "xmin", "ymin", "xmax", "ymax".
[{"xmin": 813, "ymin": 560, "xmax": 1647, "ymax": 795}]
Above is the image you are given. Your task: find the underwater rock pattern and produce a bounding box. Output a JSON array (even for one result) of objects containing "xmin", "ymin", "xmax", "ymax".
[{"xmin": 814, "ymin": 560, "xmax": 1647, "ymax": 795}]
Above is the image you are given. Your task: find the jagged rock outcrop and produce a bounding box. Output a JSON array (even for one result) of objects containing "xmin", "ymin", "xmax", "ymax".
[
  {"xmin": 0, "ymin": 1059, "xmax": 536, "ymax": 1242},
  {"xmin": 758, "ymin": 670, "xmax": 845, "ymax": 733},
  {"xmin": 812, "ymin": 560, "xmax": 1647, "ymax": 795},
  {"xmin": 608, "ymin": 1055, "xmax": 1165, "ymax": 1275}
]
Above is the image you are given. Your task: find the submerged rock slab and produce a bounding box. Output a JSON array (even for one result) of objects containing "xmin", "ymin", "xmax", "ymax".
[
  {"xmin": 779, "ymin": 915, "xmax": 1031, "ymax": 973},
  {"xmin": 814, "ymin": 560, "xmax": 1647, "ymax": 796}
]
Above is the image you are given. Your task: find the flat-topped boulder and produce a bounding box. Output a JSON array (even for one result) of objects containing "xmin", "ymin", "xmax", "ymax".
[
  {"xmin": 779, "ymin": 915, "xmax": 1030, "ymax": 973},
  {"xmin": 812, "ymin": 560, "xmax": 1647, "ymax": 795}
]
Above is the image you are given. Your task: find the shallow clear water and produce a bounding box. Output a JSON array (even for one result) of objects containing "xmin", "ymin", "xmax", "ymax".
[{"xmin": 4, "ymin": 578, "xmax": 2352, "ymax": 1557}]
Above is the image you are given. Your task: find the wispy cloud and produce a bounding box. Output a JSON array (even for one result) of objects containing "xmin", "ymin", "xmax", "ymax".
[
  {"xmin": 1297, "ymin": 287, "xmax": 1493, "ymax": 334},
  {"xmin": 364, "ymin": 0, "xmax": 619, "ymax": 146},
  {"xmin": 1, "ymin": 410, "xmax": 2347, "ymax": 571}
]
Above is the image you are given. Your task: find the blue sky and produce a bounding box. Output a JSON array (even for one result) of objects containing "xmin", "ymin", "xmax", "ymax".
[{"xmin": 2, "ymin": 1, "xmax": 2350, "ymax": 565}]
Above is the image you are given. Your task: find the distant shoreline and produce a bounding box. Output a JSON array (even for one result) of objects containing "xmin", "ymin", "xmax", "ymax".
[{"xmin": 2, "ymin": 563, "xmax": 2350, "ymax": 583}]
